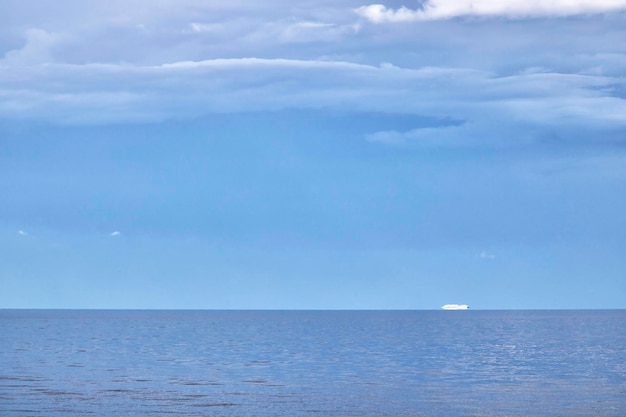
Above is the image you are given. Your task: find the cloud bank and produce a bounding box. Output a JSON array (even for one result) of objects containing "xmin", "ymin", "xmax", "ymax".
[
  {"xmin": 1, "ymin": 1, "xmax": 625, "ymax": 148},
  {"xmin": 1, "ymin": 58, "xmax": 624, "ymax": 150},
  {"xmin": 357, "ymin": 1, "xmax": 626, "ymax": 22}
]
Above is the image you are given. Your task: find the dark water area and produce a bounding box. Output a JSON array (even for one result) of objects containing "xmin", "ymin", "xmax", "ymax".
[{"xmin": 1, "ymin": 310, "xmax": 625, "ymax": 416}]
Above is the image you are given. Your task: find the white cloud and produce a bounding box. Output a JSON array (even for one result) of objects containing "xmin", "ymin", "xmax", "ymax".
[
  {"xmin": 279, "ymin": 21, "xmax": 358, "ymax": 43},
  {"xmin": 479, "ymin": 251, "xmax": 496, "ymax": 259},
  {"xmin": 110, "ymin": 231, "xmax": 121, "ymax": 237},
  {"xmin": 366, "ymin": 125, "xmax": 472, "ymax": 147},
  {"xmin": 3, "ymin": 29, "xmax": 62, "ymax": 65},
  {"xmin": 0, "ymin": 3, "xmax": 359, "ymax": 74},
  {"xmin": 17, "ymin": 230, "xmax": 28, "ymax": 236},
  {"xmin": 186, "ymin": 22, "xmax": 226, "ymax": 34},
  {"xmin": 365, "ymin": 118, "xmax": 542, "ymax": 148},
  {"xmin": 356, "ymin": 1, "xmax": 626, "ymax": 22}
]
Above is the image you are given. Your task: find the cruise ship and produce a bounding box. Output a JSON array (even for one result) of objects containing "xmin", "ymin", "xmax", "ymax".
[{"xmin": 441, "ymin": 304, "xmax": 469, "ymax": 310}]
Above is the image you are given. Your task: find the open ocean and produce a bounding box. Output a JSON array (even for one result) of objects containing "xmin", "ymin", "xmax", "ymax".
[{"xmin": 1, "ymin": 310, "xmax": 625, "ymax": 416}]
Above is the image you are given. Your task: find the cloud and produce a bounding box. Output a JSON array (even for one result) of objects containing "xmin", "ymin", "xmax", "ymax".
[
  {"xmin": 366, "ymin": 120, "xmax": 497, "ymax": 146},
  {"xmin": 356, "ymin": 1, "xmax": 626, "ymax": 22},
  {"xmin": 1, "ymin": 2, "xmax": 624, "ymax": 72},
  {"xmin": 479, "ymin": 251, "xmax": 496, "ymax": 259},
  {"xmin": 17, "ymin": 230, "xmax": 28, "ymax": 236},
  {"xmin": 513, "ymin": 152, "xmax": 626, "ymax": 182},
  {"xmin": 1, "ymin": 58, "xmax": 624, "ymax": 148},
  {"xmin": 366, "ymin": 124, "xmax": 473, "ymax": 147},
  {"xmin": 0, "ymin": 1, "xmax": 625, "ymax": 150},
  {"xmin": 187, "ymin": 22, "xmax": 226, "ymax": 34},
  {"xmin": 109, "ymin": 231, "xmax": 121, "ymax": 237},
  {"xmin": 0, "ymin": 1, "xmax": 361, "ymax": 67},
  {"xmin": 277, "ymin": 21, "xmax": 360, "ymax": 43},
  {"xmin": 2, "ymin": 29, "xmax": 62, "ymax": 65},
  {"xmin": 365, "ymin": 117, "xmax": 547, "ymax": 148}
]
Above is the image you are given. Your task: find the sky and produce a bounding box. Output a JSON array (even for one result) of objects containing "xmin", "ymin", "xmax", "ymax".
[{"xmin": 1, "ymin": 0, "xmax": 625, "ymax": 309}]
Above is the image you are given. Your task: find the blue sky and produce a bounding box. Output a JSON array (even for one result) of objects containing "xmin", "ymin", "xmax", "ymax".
[{"xmin": 1, "ymin": 0, "xmax": 625, "ymax": 309}]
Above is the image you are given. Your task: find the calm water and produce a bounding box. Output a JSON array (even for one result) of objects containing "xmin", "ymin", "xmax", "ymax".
[{"xmin": 1, "ymin": 310, "xmax": 625, "ymax": 416}]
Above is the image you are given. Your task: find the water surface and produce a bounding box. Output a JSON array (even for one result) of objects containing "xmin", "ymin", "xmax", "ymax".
[{"xmin": 1, "ymin": 310, "xmax": 624, "ymax": 416}]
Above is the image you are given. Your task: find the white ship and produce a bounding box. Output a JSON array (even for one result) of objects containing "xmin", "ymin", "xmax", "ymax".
[{"xmin": 441, "ymin": 304, "xmax": 469, "ymax": 310}]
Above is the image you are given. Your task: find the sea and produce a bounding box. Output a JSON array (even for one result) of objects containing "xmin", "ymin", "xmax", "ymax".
[{"xmin": 1, "ymin": 310, "xmax": 625, "ymax": 417}]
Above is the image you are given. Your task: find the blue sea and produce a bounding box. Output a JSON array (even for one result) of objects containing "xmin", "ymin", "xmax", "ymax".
[{"xmin": 1, "ymin": 310, "xmax": 625, "ymax": 416}]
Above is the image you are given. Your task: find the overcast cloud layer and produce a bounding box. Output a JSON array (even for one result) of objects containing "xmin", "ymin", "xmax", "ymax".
[{"xmin": 1, "ymin": 0, "xmax": 626, "ymax": 148}]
